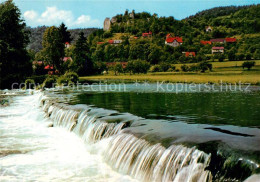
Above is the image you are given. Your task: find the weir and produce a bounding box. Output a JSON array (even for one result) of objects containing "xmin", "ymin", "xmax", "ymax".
[{"xmin": 39, "ymin": 93, "xmax": 213, "ymax": 182}]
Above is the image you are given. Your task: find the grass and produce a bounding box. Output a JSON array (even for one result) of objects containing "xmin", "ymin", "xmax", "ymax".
[{"xmin": 80, "ymin": 60, "xmax": 260, "ymax": 85}]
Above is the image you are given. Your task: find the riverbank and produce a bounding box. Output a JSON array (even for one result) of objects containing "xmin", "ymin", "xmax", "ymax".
[
  {"xmin": 81, "ymin": 60, "xmax": 260, "ymax": 85},
  {"xmin": 80, "ymin": 71, "xmax": 260, "ymax": 85}
]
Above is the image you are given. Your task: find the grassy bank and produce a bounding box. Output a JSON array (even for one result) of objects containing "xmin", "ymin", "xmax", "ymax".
[{"xmin": 80, "ymin": 60, "xmax": 260, "ymax": 85}]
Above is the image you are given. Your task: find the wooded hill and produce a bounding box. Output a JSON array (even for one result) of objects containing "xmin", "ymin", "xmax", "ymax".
[
  {"xmin": 85, "ymin": 4, "xmax": 260, "ymax": 64},
  {"xmin": 26, "ymin": 26, "xmax": 97, "ymax": 52}
]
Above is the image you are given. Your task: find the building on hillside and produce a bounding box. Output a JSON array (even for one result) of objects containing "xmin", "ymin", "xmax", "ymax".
[
  {"xmin": 142, "ymin": 31, "xmax": 152, "ymax": 38},
  {"xmin": 65, "ymin": 42, "xmax": 70, "ymax": 48},
  {"xmin": 103, "ymin": 18, "xmax": 111, "ymax": 31},
  {"xmin": 225, "ymin": 37, "xmax": 237, "ymax": 43},
  {"xmin": 200, "ymin": 40, "xmax": 211, "ymax": 45},
  {"xmin": 210, "ymin": 38, "xmax": 226, "ymax": 44},
  {"xmin": 108, "ymin": 39, "xmax": 123, "ymax": 45},
  {"xmin": 165, "ymin": 36, "xmax": 183, "ymax": 47},
  {"xmin": 184, "ymin": 52, "xmax": 196, "ymax": 57},
  {"xmin": 212, "ymin": 47, "xmax": 224, "ymax": 54},
  {"xmin": 206, "ymin": 26, "xmax": 213, "ymax": 32}
]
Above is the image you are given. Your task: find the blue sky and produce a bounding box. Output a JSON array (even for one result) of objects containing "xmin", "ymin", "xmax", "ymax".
[{"xmin": 4, "ymin": 0, "xmax": 259, "ymax": 29}]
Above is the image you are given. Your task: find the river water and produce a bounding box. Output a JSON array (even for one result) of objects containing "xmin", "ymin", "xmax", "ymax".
[{"xmin": 0, "ymin": 84, "xmax": 260, "ymax": 182}]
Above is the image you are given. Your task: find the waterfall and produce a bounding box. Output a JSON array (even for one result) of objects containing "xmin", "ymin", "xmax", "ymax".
[
  {"xmin": 104, "ymin": 133, "xmax": 212, "ymax": 182},
  {"xmin": 39, "ymin": 93, "xmax": 212, "ymax": 182}
]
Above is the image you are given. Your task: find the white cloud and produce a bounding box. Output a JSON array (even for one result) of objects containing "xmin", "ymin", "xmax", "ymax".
[
  {"xmin": 24, "ymin": 10, "xmax": 38, "ymax": 20},
  {"xmin": 23, "ymin": 7, "xmax": 100, "ymax": 28}
]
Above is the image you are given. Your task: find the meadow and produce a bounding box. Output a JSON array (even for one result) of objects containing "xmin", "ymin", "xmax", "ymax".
[{"xmin": 81, "ymin": 60, "xmax": 260, "ymax": 85}]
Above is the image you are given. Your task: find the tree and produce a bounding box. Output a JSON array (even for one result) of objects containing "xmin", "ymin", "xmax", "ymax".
[
  {"xmin": 59, "ymin": 23, "xmax": 72, "ymax": 44},
  {"xmin": 242, "ymin": 61, "xmax": 255, "ymax": 70},
  {"xmin": 42, "ymin": 26, "xmax": 65, "ymax": 72},
  {"xmin": 72, "ymin": 32, "xmax": 93, "ymax": 76},
  {"xmin": 0, "ymin": 0, "xmax": 32, "ymax": 88},
  {"xmin": 113, "ymin": 63, "xmax": 124, "ymax": 75}
]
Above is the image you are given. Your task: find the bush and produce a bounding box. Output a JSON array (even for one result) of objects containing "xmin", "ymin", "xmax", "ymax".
[
  {"xmin": 159, "ymin": 62, "xmax": 171, "ymax": 72},
  {"xmin": 150, "ymin": 65, "xmax": 161, "ymax": 72},
  {"xmin": 242, "ymin": 61, "xmax": 255, "ymax": 70},
  {"xmin": 57, "ymin": 72, "xmax": 79, "ymax": 85},
  {"xmin": 127, "ymin": 59, "xmax": 150, "ymax": 74},
  {"xmin": 25, "ymin": 79, "xmax": 35, "ymax": 89},
  {"xmin": 64, "ymin": 72, "xmax": 79, "ymax": 84},
  {"xmin": 181, "ymin": 64, "xmax": 189, "ymax": 72},
  {"xmin": 43, "ymin": 77, "xmax": 56, "ymax": 88}
]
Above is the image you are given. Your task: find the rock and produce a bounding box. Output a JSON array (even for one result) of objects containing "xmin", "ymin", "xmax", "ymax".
[{"xmin": 244, "ymin": 175, "xmax": 260, "ymax": 182}]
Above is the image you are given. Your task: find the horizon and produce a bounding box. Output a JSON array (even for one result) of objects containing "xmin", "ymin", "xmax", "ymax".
[{"xmin": 7, "ymin": 0, "xmax": 259, "ymax": 29}]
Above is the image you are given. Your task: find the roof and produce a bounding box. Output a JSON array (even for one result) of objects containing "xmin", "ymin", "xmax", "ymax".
[
  {"xmin": 212, "ymin": 47, "xmax": 224, "ymax": 50},
  {"xmin": 106, "ymin": 62, "xmax": 128, "ymax": 68},
  {"xmin": 142, "ymin": 31, "xmax": 152, "ymax": 37},
  {"xmin": 200, "ymin": 40, "xmax": 211, "ymax": 45},
  {"xmin": 108, "ymin": 40, "xmax": 114, "ymax": 44},
  {"xmin": 166, "ymin": 37, "xmax": 183, "ymax": 43},
  {"xmin": 225, "ymin": 38, "xmax": 237, "ymax": 43},
  {"xmin": 65, "ymin": 42, "xmax": 70, "ymax": 45},
  {"xmin": 63, "ymin": 57, "xmax": 72, "ymax": 62},
  {"xmin": 97, "ymin": 42, "xmax": 105, "ymax": 45},
  {"xmin": 185, "ymin": 52, "xmax": 196, "ymax": 57},
  {"xmin": 44, "ymin": 65, "xmax": 54, "ymax": 70},
  {"xmin": 210, "ymin": 39, "xmax": 225, "ymax": 43}
]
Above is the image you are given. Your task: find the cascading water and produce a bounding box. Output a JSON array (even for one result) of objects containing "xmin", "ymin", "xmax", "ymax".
[{"xmin": 40, "ymin": 92, "xmax": 213, "ymax": 182}]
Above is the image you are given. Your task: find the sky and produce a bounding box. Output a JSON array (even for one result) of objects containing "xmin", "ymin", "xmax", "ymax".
[{"xmin": 3, "ymin": 0, "xmax": 259, "ymax": 29}]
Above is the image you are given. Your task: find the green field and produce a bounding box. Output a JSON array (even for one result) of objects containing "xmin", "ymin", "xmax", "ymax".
[{"xmin": 81, "ymin": 60, "xmax": 260, "ymax": 85}]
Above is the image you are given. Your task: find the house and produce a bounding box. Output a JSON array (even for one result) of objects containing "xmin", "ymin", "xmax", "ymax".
[
  {"xmin": 200, "ymin": 40, "xmax": 211, "ymax": 45},
  {"xmin": 225, "ymin": 38, "xmax": 237, "ymax": 43},
  {"xmin": 206, "ymin": 26, "xmax": 213, "ymax": 32},
  {"xmin": 65, "ymin": 42, "xmax": 70, "ymax": 48},
  {"xmin": 165, "ymin": 36, "xmax": 183, "ymax": 47},
  {"xmin": 212, "ymin": 47, "xmax": 224, "ymax": 54},
  {"xmin": 184, "ymin": 52, "xmax": 196, "ymax": 57},
  {"xmin": 142, "ymin": 31, "xmax": 152, "ymax": 38},
  {"xmin": 210, "ymin": 38, "xmax": 226, "ymax": 44},
  {"xmin": 108, "ymin": 40, "xmax": 123, "ymax": 44}
]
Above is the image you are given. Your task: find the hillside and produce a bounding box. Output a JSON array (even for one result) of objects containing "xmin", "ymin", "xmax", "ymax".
[
  {"xmin": 26, "ymin": 26, "xmax": 98, "ymax": 52},
  {"xmin": 86, "ymin": 5, "xmax": 260, "ymax": 65}
]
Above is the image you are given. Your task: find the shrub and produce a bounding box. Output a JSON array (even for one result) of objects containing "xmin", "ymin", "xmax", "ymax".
[
  {"xmin": 150, "ymin": 65, "xmax": 161, "ymax": 72},
  {"xmin": 181, "ymin": 64, "xmax": 189, "ymax": 72},
  {"xmin": 242, "ymin": 61, "xmax": 255, "ymax": 70},
  {"xmin": 127, "ymin": 59, "xmax": 150, "ymax": 74},
  {"xmin": 64, "ymin": 72, "xmax": 79, "ymax": 84},
  {"xmin": 25, "ymin": 79, "xmax": 35, "ymax": 89},
  {"xmin": 43, "ymin": 77, "xmax": 56, "ymax": 88},
  {"xmin": 159, "ymin": 62, "xmax": 171, "ymax": 72}
]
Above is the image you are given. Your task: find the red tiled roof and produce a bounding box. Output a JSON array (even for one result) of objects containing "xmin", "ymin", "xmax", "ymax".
[
  {"xmin": 44, "ymin": 65, "xmax": 54, "ymax": 70},
  {"xmin": 97, "ymin": 42, "xmax": 105, "ymax": 45},
  {"xmin": 225, "ymin": 38, "xmax": 237, "ymax": 43},
  {"xmin": 185, "ymin": 52, "xmax": 196, "ymax": 57},
  {"xmin": 142, "ymin": 31, "xmax": 152, "ymax": 37},
  {"xmin": 166, "ymin": 37, "xmax": 183, "ymax": 43},
  {"xmin": 212, "ymin": 47, "xmax": 224, "ymax": 50},
  {"xmin": 200, "ymin": 40, "xmax": 211, "ymax": 45},
  {"xmin": 65, "ymin": 42, "xmax": 70, "ymax": 45},
  {"xmin": 108, "ymin": 40, "xmax": 114, "ymax": 44}
]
